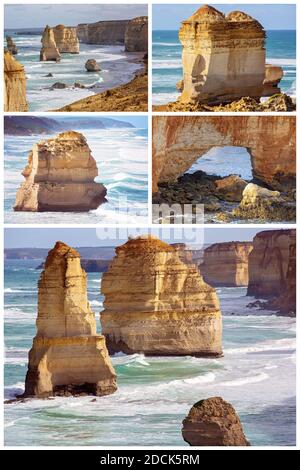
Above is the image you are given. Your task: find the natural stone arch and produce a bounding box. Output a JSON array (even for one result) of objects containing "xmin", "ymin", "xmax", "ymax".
[{"xmin": 152, "ymin": 116, "xmax": 296, "ymax": 193}]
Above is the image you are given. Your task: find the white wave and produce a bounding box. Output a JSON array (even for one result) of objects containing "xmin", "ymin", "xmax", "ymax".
[
  {"xmin": 152, "ymin": 91, "xmax": 180, "ymax": 105},
  {"xmin": 4, "ymin": 382, "xmax": 25, "ymax": 399},
  {"xmin": 220, "ymin": 372, "xmax": 269, "ymax": 387},
  {"xmin": 153, "ymin": 42, "xmax": 181, "ymax": 47},
  {"xmin": 225, "ymin": 337, "xmax": 296, "ymax": 355},
  {"xmin": 267, "ymin": 58, "xmax": 296, "ymax": 66},
  {"xmin": 89, "ymin": 300, "xmax": 102, "ymax": 307},
  {"xmin": 152, "ymin": 59, "xmax": 182, "ymax": 69},
  {"xmin": 4, "ymin": 288, "xmax": 36, "ymax": 293}
]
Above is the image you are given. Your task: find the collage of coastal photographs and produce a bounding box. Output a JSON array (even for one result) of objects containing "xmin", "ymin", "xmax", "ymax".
[{"xmin": 1, "ymin": 0, "xmax": 298, "ymax": 451}]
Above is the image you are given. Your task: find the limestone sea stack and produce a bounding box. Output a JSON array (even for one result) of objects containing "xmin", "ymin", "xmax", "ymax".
[
  {"xmin": 182, "ymin": 397, "xmax": 250, "ymax": 446},
  {"xmin": 6, "ymin": 35, "xmax": 18, "ymax": 54},
  {"xmin": 14, "ymin": 131, "xmax": 107, "ymax": 212},
  {"xmin": 201, "ymin": 242, "xmax": 253, "ymax": 287},
  {"xmin": 263, "ymin": 64, "xmax": 284, "ymax": 97},
  {"xmin": 152, "ymin": 116, "xmax": 296, "ymax": 194},
  {"xmin": 247, "ymin": 229, "xmax": 296, "ymax": 316},
  {"xmin": 40, "ymin": 25, "xmax": 61, "ymax": 61},
  {"xmin": 23, "ymin": 241, "xmax": 117, "ymax": 398},
  {"xmin": 101, "ymin": 235, "xmax": 222, "ymax": 357},
  {"xmin": 125, "ymin": 16, "xmax": 148, "ymax": 52},
  {"xmin": 53, "ymin": 25, "xmax": 79, "ymax": 53},
  {"xmin": 179, "ymin": 5, "xmax": 266, "ymax": 104},
  {"xmin": 4, "ymin": 51, "xmax": 28, "ymax": 112}
]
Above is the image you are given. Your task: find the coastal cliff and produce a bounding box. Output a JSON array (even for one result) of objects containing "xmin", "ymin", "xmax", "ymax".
[
  {"xmin": 4, "ymin": 51, "xmax": 28, "ymax": 112},
  {"xmin": 201, "ymin": 242, "xmax": 253, "ymax": 287},
  {"xmin": 125, "ymin": 16, "xmax": 148, "ymax": 52},
  {"xmin": 101, "ymin": 235, "xmax": 222, "ymax": 357},
  {"xmin": 152, "ymin": 116, "xmax": 296, "ymax": 193},
  {"xmin": 179, "ymin": 5, "xmax": 266, "ymax": 105},
  {"xmin": 77, "ymin": 20, "xmax": 129, "ymax": 44},
  {"xmin": 53, "ymin": 25, "xmax": 79, "ymax": 53},
  {"xmin": 23, "ymin": 241, "xmax": 117, "ymax": 398},
  {"xmin": 14, "ymin": 131, "xmax": 107, "ymax": 212},
  {"xmin": 247, "ymin": 229, "xmax": 296, "ymax": 316}
]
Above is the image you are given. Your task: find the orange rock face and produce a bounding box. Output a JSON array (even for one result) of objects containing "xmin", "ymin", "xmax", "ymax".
[
  {"xmin": 182, "ymin": 397, "xmax": 250, "ymax": 446},
  {"xmin": 125, "ymin": 16, "xmax": 148, "ymax": 52},
  {"xmin": 101, "ymin": 235, "xmax": 222, "ymax": 357},
  {"xmin": 247, "ymin": 229, "xmax": 296, "ymax": 316},
  {"xmin": 201, "ymin": 242, "xmax": 253, "ymax": 287},
  {"xmin": 4, "ymin": 51, "xmax": 28, "ymax": 112},
  {"xmin": 152, "ymin": 116, "xmax": 296, "ymax": 193}
]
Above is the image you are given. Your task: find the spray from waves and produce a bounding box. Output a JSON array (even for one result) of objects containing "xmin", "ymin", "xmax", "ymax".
[
  {"xmin": 219, "ymin": 372, "xmax": 269, "ymax": 387},
  {"xmin": 225, "ymin": 337, "xmax": 296, "ymax": 355},
  {"xmin": 267, "ymin": 57, "xmax": 296, "ymax": 66}
]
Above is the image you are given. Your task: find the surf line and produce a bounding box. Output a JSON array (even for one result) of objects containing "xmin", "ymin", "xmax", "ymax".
[{"xmin": 99, "ymin": 454, "xmax": 135, "ymax": 468}]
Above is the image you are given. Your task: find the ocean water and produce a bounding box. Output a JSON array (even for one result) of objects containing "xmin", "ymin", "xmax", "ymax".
[
  {"xmin": 4, "ymin": 260, "xmax": 296, "ymax": 447},
  {"xmin": 4, "ymin": 30, "xmax": 142, "ymax": 111},
  {"xmin": 152, "ymin": 30, "xmax": 296, "ymax": 105},
  {"xmin": 4, "ymin": 127, "xmax": 148, "ymax": 224}
]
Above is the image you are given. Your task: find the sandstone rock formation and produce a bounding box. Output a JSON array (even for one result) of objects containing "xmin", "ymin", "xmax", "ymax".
[
  {"xmin": 182, "ymin": 397, "xmax": 250, "ymax": 446},
  {"xmin": 125, "ymin": 16, "xmax": 148, "ymax": 52},
  {"xmin": 4, "ymin": 51, "xmax": 28, "ymax": 112},
  {"xmin": 233, "ymin": 183, "xmax": 295, "ymax": 221},
  {"xmin": 263, "ymin": 64, "xmax": 283, "ymax": 97},
  {"xmin": 215, "ymin": 175, "xmax": 247, "ymax": 202},
  {"xmin": 53, "ymin": 25, "xmax": 79, "ymax": 53},
  {"xmin": 6, "ymin": 35, "xmax": 18, "ymax": 54},
  {"xmin": 179, "ymin": 5, "xmax": 266, "ymax": 104},
  {"xmin": 77, "ymin": 20, "xmax": 129, "ymax": 44},
  {"xmin": 101, "ymin": 235, "xmax": 222, "ymax": 357},
  {"xmin": 247, "ymin": 230, "xmax": 296, "ymax": 316},
  {"xmin": 152, "ymin": 116, "xmax": 296, "ymax": 194},
  {"xmin": 14, "ymin": 131, "xmax": 107, "ymax": 212},
  {"xmin": 201, "ymin": 242, "xmax": 253, "ymax": 287},
  {"xmin": 85, "ymin": 59, "xmax": 101, "ymax": 72},
  {"xmin": 40, "ymin": 26, "xmax": 61, "ymax": 61},
  {"xmin": 23, "ymin": 241, "xmax": 117, "ymax": 398}
]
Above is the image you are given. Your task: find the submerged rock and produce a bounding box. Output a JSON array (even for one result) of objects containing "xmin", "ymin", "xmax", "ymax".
[
  {"xmin": 215, "ymin": 175, "xmax": 247, "ymax": 202},
  {"xmin": 40, "ymin": 25, "xmax": 61, "ymax": 61},
  {"xmin": 85, "ymin": 59, "xmax": 101, "ymax": 72},
  {"xmin": 101, "ymin": 235, "xmax": 222, "ymax": 357},
  {"xmin": 50, "ymin": 81, "xmax": 67, "ymax": 89},
  {"xmin": 4, "ymin": 51, "xmax": 28, "ymax": 112},
  {"xmin": 6, "ymin": 35, "xmax": 18, "ymax": 55},
  {"xmin": 14, "ymin": 131, "xmax": 107, "ymax": 212},
  {"xmin": 182, "ymin": 397, "xmax": 250, "ymax": 446},
  {"xmin": 22, "ymin": 241, "xmax": 117, "ymax": 398}
]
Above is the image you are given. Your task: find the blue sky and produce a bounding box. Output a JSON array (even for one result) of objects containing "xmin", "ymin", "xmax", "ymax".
[
  {"xmin": 152, "ymin": 4, "xmax": 296, "ymax": 30},
  {"xmin": 4, "ymin": 227, "xmax": 271, "ymax": 248},
  {"xmin": 4, "ymin": 4, "xmax": 148, "ymax": 29}
]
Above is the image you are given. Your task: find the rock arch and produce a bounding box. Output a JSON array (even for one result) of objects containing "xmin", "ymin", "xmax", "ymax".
[{"xmin": 152, "ymin": 116, "xmax": 295, "ymax": 193}]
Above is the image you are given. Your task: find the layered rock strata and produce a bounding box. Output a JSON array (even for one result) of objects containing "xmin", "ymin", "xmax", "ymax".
[
  {"xmin": 14, "ymin": 131, "xmax": 106, "ymax": 212},
  {"xmin": 53, "ymin": 25, "xmax": 79, "ymax": 53},
  {"xmin": 77, "ymin": 20, "xmax": 129, "ymax": 44},
  {"xmin": 152, "ymin": 116, "xmax": 296, "ymax": 193},
  {"xmin": 40, "ymin": 25, "xmax": 61, "ymax": 61},
  {"xmin": 101, "ymin": 235, "xmax": 222, "ymax": 357},
  {"xmin": 125, "ymin": 16, "xmax": 148, "ymax": 52},
  {"xmin": 201, "ymin": 242, "xmax": 253, "ymax": 287},
  {"xmin": 247, "ymin": 230, "xmax": 296, "ymax": 313},
  {"xmin": 182, "ymin": 397, "xmax": 250, "ymax": 446},
  {"xmin": 4, "ymin": 51, "xmax": 28, "ymax": 112},
  {"xmin": 23, "ymin": 241, "xmax": 117, "ymax": 398},
  {"xmin": 179, "ymin": 5, "xmax": 266, "ymax": 104},
  {"xmin": 6, "ymin": 35, "xmax": 18, "ymax": 54}
]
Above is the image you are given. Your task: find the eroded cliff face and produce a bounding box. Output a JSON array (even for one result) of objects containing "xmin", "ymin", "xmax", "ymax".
[
  {"xmin": 247, "ymin": 230, "xmax": 296, "ymax": 315},
  {"xmin": 101, "ymin": 235, "xmax": 222, "ymax": 357},
  {"xmin": 53, "ymin": 25, "xmax": 79, "ymax": 53},
  {"xmin": 4, "ymin": 51, "xmax": 28, "ymax": 112},
  {"xmin": 152, "ymin": 116, "xmax": 296, "ymax": 193},
  {"xmin": 14, "ymin": 131, "xmax": 107, "ymax": 212},
  {"xmin": 40, "ymin": 25, "xmax": 61, "ymax": 61},
  {"xmin": 201, "ymin": 242, "xmax": 253, "ymax": 287},
  {"xmin": 77, "ymin": 20, "xmax": 129, "ymax": 44},
  {"xmin": 182, "ymin": 397, "xmax": 250, "ymax": 446},
  {"xmin": 23, "ymin": 241, "xmax": 117, "ymax": 398},
  {"xmin": 125, "ymin": 16, "xmax": 148, "ymax": 52},
  {"xmin": 179, "ymin": 5, "xmax": 266, "ymax": 104}
]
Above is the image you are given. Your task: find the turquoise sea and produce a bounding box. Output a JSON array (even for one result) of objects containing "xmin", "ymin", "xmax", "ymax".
[
  {"xmin": 152, "ymin": 30, "xmax": 296, "ymax": 105},
  {"xmin": 4, "ymin": 29, "xmax": 143, "ymax": 111},
  {"xmin": 4, "ymin": 126, "xmax": 148, "ymax": 224},
  {"xmin": 4, "ymin": 260, "xmax": 296, "ymax": 446}
]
